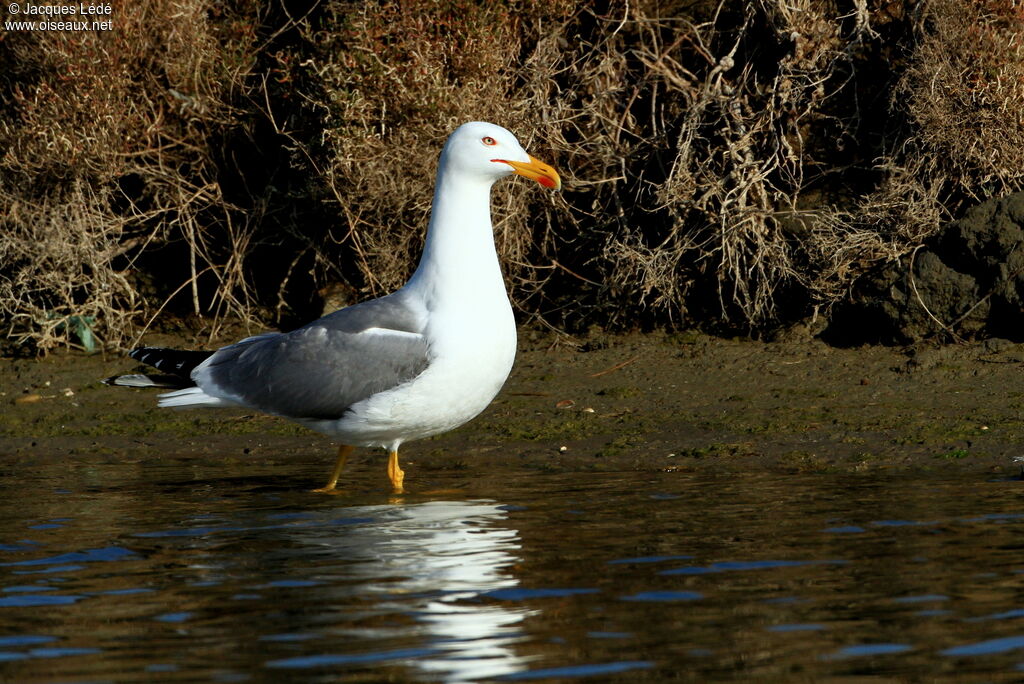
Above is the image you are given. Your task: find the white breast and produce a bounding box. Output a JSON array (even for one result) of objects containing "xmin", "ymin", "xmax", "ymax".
[{"xmin": 304, "ymin": 290, "xmax": 516, "ymax": 450}]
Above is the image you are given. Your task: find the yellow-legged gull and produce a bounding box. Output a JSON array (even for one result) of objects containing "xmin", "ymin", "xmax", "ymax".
[{"xmin": 108, "ymin": 122, "xmax": 561, "ymax": 493}]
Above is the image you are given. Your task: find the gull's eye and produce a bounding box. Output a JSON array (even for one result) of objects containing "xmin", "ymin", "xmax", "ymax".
[{"xmin": 481, "ymin": 136, "xmax": 497, "ymax": 146}]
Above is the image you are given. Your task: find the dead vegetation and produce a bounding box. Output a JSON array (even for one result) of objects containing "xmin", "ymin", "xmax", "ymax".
[
  {"xmin": 0, "ymin": 0, "xmax": 263, "ymax": 352},
  {"xmin": 2, "ymin": 0, "xmax": 1022, "ymax": 353}
]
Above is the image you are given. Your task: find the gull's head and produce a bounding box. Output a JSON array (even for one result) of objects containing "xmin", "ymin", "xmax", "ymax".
[{"xmin": 441, "ymin": 122, "xmax": 561, "ymax": 191}]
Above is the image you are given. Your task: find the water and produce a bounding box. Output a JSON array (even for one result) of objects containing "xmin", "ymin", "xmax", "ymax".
[{"xmin": 2, "ymin": 455, "xmax": 1024, "ymax": 681}]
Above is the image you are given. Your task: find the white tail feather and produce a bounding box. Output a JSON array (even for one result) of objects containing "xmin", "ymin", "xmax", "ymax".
[
  {"xmin": 105, "ymin": 374, "xmax": 176, "ymax": 388},
  {"xmin": 157, "ymin": 387, "xmax": 233, "ymax": 408}
]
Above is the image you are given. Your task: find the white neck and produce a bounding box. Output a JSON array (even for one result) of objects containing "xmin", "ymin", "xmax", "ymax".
[{"xmin": 404, "ymin": 165, "xmax": 507, "ymax": 310}]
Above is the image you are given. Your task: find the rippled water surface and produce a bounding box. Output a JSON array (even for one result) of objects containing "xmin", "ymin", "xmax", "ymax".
[{"xmin": 2, "ymin": 456, "xmax": 1024, "ymax": 681}]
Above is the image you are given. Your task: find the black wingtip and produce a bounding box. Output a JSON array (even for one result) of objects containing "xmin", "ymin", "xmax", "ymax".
[{"xmin": 125, "ymin": 347, "xmax": 214, "ymax": 381}]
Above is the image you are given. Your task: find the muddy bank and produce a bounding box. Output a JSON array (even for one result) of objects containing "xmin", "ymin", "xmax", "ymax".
[
  {"xmin": 825, "ymin": 191, "xmax": 1024, "ymax": 345},
  {"xmin": 2, "ymin": 332, "xmax": 1023, "ymax": 486}
]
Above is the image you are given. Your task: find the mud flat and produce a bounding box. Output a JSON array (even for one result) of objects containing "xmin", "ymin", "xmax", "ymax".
[{"xmin": 2, "ymin": 331, "xmax": 1023, "ymax": 486}]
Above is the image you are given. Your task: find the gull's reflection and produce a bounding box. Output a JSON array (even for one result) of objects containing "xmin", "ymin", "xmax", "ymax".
[{"xmin": 298, "ymin": 499, "xmax": 533, "ymax": 682}]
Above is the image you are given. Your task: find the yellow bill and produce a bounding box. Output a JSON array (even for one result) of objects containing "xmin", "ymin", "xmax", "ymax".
[{"xmin": 494, "ymin": 155, "xmax": 562, "ymax": 190}]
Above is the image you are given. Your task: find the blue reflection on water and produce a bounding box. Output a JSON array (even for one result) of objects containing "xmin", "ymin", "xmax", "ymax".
[
  {"xmin": 942, "ymin": 635, "xmax": 1024, "ymax": 656},
  {"xmin": 154, "ymin": 612, "xmax": 192, "ymax": 623},
  {"xmin": 0, "ymin": 636, "xmax": 55, "ymax": 647},
  {"xmin": 892, "ymin": 594, "xmax": 948, "ymax": 604},
  {"xmin": 1, "ymin": 546, "xmax": 138, "ymax": 567},
  {"xmin": 620, "ymin": 590, "xmax": 702, "ymax": 602},
  {"xmin": 0, "ymin": 644, "xmax": 101, "ymax": 662},
  {"xmin": 767, "ymin": 623, "xmax": 826, "ymax": 632},
  {"xmin": 497, "ymin": 660, "xmax": 654, "ymax": 680},
  {"xmin": 970, "ymin": 609, "xmax": 1024, "ymax": 621},
  {"xmin": 0, "ymin": 594, "xmax": 82, "ymax": 607},
  {"xmin": 824, "ymin": 643, "xmax": 913, "ymax": 659},
  {"xmin": 661, "ymin": 559, "xmax": 847, "ymax": 575},
  {"xmin": 483, "ymin": 587, "xmax": 598, "ymax": 600},
  {"xmin": 608, "ymin": 555, "xmax": 693, "ymax": 564},
  {"xmin": 266, "ymin": 647, "xmax": 440, "ymax": 669}
]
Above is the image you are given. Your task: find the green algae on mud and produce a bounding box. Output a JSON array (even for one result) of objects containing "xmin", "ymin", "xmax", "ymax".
[{"xmin": 2, "ymin": 331, "xmax": 1023, "ymax": 486}]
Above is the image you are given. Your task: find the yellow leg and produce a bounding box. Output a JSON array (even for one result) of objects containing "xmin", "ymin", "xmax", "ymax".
[
  {"xmin": 313, "ymin": 444, "xmax": 354, "ymax": 493},
  {"xmin": 387, "ymin": 449, "xmax": 405, "ymax": 494}
]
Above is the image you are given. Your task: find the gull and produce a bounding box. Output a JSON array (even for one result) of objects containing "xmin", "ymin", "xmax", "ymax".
[{"xmin": 108, "ymin": 122, "xmax": 561, "ymax": 493}]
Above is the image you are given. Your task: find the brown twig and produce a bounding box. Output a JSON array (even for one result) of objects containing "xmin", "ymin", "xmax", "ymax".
[{"xmin": 589, "ymin": 355, "xmax": 639, "ymax": 378}]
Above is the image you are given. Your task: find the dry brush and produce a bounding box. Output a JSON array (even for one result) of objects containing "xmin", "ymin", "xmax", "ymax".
[{"xmin": 2, "ymin": 0, "xmax": 1021, "ymax": 352}]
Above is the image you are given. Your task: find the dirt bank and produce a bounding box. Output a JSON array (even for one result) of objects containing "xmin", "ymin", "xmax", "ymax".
[{"xmin": 2, "ymin": 332, "xmax": 1022, "ymax": 486}]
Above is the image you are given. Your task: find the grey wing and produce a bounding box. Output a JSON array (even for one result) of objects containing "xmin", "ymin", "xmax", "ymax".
[
  {"xmin": 196, "ymin": 294, "xmax": 429, "ymax": 419},
  {"xmin": 315, "ymin": 291, "xmax": 424, "ymax": 334}
]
